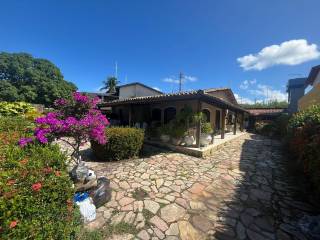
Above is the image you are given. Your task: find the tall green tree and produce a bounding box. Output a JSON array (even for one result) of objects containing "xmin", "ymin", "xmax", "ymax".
[
  {"xmin": 100, "ymin": 76, "xmax": 119, "ymax": 93},
  {"xmin": 0, "ymin": 52, "xmax": 77, "ymax": 106}
]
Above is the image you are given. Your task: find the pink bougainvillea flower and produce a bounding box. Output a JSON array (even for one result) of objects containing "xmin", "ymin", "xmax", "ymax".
[
  {"xmin": 18, "ymin": 137, "xmax": 33, "ymax": 147},
  {"xmin": 32, "ymin": 182, "xmax": 42, "ymax": 192},
  {"xmin": 9, "ymin": 220, "xmax": 18, "ymax": 228}
]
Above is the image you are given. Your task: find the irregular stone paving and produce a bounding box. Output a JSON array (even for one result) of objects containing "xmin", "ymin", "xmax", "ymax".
[{"xmin": 82, "ymin": 134, "xmax": 318, "ymax": 240}]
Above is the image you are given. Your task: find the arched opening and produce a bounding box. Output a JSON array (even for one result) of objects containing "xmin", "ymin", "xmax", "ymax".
[
  {"xmin": 151, "ymin": 108, "xmax": 161, "ymax": 122},
  {"xmin": 164, "ymin": 107, "xmax": 176, "ymax": 124},
  {"xmin": 202, "ymin": 109, "xmax": 211, "ymax": 123}
]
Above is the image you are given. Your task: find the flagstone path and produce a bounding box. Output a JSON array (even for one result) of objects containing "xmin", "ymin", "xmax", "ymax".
[{"xmin": 81, "ymin": 134, "xmax": 317, "ymax": 240}]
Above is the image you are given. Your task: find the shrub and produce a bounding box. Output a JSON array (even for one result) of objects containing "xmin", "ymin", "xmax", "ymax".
[
  {"xmin": 0, "ymin": 121, "xmax": 79, "ymax": 239},
  {"xmin": 91, "ymin": 127, "xmax": 144, "ymax": 161},
  {"xmin": 201, "ymin": 122, "xmax": 213, "ymax": 134},
  {"xmin": 287, "ymin": 105, "xmax": 320, "ymax": 199},
  {"xmin": 0, "ymin": 101, "xmax": 36, "ymax": 116}
]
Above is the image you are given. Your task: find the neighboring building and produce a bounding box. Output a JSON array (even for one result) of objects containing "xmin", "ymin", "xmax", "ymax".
[
  {"xmin": 246, "ymin": 108, "xmax": 286, "ymax": 129},
  {"xmin": 298, "ymin": 65, "xmax": 320, "ymax": 110},
  {"xmin": 98, "ymin": 87, "xmax": 248, "ymax": 147},
  {"xmin": 287, "ymin": 78, "xmax": 307, "ymax": 113},
  {"xmin": 82, "ymin": 82, "xmax": 162, "ymax": 103},
  {"xmin": 286, "ymin": 78, "xmax": 307, "ymax": 113},
  {"xmin": 116, "ymin": 82, "xmax": 163, "ymax": 99},
  {"xmin": 80, "ymin": 92, "xmax": 118, "ymax": 102}
]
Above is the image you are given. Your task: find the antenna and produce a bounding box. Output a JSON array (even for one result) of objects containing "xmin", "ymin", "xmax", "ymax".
[{"xmin": 179, "ymin": 72, "xmax": 184, "ymax": 92}]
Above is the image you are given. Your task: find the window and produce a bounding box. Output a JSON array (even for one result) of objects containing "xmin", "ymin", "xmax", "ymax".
[
  {"xmin": 202, "ymin": 109, "xmax": 210, "ymax": 122},
  {"xmin": 151, "ymin": 108, "xmax": 161, "ymax": 121},
  {"xmin": 164, "ymin": 107, "xmax": 176, "ymax": 124}
]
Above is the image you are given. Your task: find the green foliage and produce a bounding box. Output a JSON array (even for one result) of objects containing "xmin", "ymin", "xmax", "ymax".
[
  {"xmin": 0, "ymin": 117, "xmax": 79, "ymax": 239},
  {"xmin": 159, "ymin": 124, "xmax": 171, "ymax": 135},
  {"xmin": 201, "ymin": 122, "xmax": 213, "ymax": 134},
  {"xmin": 0, "ymin": 52, "xmax": 77, "ymax": 106},
  {"xmin": 77, "ymin": 229, "xmax": 103, "ymax": 240},
  {"xmin": 0, "ymin": 101, "xmax": 36, "ymax": 116},
  {"xmin": 100, "ymin": 76, "xmax": 119, "ymax": 93},
  {"xmin": 170, "ymin": 124, "xmax": 187, "ymax": 138},
  {"xmin": 104, "ymin": 222, "xmax": 138, "ymax": 237},
  {"xmin": 288, "ymin": 105, "xmax": 320, "ymax": 131},
  {"xmin": 286, "ymin": 105, "xmax": 320, "ymax": 199},
  {"xmin": 91, "ymin": 127, "xmax": 144, "ymax": 161},
  {"xmin": 0, "ymin": 116, "xmax": 34, "ymax": 134},
  {"xmin": 241, "ymin": 100, "xmax": 288, "ymax": 109}
]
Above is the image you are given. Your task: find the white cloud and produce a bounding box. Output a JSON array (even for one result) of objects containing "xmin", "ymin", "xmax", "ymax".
[
  {"xmin": 240, "ymin": 79, "xmax": 256, "ymax": 90},
  {"xmin": 234, "ymin": 93, "xmax": 254, "ymax": 104},
  {"xmin": 152, "ymin": 87, "xmax": 161, "ymax": 92},
  {"xmin": 185, "ymin": 75, "xmax": 198, "ymax": 82},
  {"xmin": 237, "ymin": 39, "xmax": 320, "ymax": 70},
  {"xmin": 162, "ymin": 75, "xmax": 198, "ymax": 84},
  {"xmin": 249, "ymin": 84, "xmax": 287, "ymax": 102},
  {"xmin": 163, "ymin": 77, "xmax": 180, "ymax": 84}
]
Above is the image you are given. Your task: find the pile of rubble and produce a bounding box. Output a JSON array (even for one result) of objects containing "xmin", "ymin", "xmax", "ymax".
[{"xmin": 70, "ymin": 161, "xmax": 111, "ymax": 222}]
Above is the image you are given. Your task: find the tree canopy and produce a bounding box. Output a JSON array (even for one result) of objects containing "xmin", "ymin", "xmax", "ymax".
[
  {"xmin": 0, "ymin": 52, "xmax": 77, "ymax": 106},
  {"xmin": 241, "ymin": 100, "xmax": 288, "ymax": 109},
  {"xmin": 100, "ymin": 76, "xmax": 119, "ymax": 93}
]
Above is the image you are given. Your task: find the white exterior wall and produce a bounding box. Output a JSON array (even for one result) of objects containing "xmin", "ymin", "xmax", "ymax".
[
  {"xmin": 119, "ymin": 84, "xmax": 161, "ymax": 99},
  {"xmin": 313, "ymin": 72, "xmax": 320, "ymax": 86}
]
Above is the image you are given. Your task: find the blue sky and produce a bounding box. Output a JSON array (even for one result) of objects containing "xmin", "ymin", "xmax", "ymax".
[{"xmin": 1, "ymin": 0, "xmax": 320, "ymax": 103}]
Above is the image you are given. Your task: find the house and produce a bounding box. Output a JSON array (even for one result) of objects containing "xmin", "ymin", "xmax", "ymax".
[
  {"xmin": 116, "ymin": 82, "xmax": 163, "ymax": 99},
  {"xmin": 286, "ymin": 78, "xmax": 307, "ymax": 113},
  {"xmin": 98, "ymin": 87, "xmax": 247, "ymax": 148},
  {"xmin": 82, "ymin": 82, "xmax": 163, "ymax": 104},
  {"xmin": 298, "ymin": 65, "xmax": 320, "ymax": 110}
]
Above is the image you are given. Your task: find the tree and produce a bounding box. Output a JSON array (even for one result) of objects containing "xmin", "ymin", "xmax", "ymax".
[
  {"xmin": 0, "ymin": 52, "xmax": 77, "ymax": 106},
  {"xmin": 100, "ymin": 76, "xmax": 119, "ymax": 93},
  {"xmin": 19, "ymin": 92, "xmax": 109, "ymax": 163}
]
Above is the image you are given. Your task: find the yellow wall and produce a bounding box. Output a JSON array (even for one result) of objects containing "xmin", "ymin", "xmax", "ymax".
[{"xmin": 298, "ymin": 83, "xmax": 320, "ymax": 110}]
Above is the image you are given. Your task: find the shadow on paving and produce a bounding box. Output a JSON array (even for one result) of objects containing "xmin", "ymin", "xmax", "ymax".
[{"xmin": 207, "ymin": 134, "xmax": 319, "ymax": 240}]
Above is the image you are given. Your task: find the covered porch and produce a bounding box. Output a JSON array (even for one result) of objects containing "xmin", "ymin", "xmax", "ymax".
[{"xmin": 98, "ymin": 90, "xmax": 248, "ymax": 151}]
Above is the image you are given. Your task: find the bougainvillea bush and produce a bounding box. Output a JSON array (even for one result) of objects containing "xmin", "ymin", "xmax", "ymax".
[
  {"xmin": 0, "ymin": 117, "xmax": 80, "ymax": 239},
  {"xmin": 287, "ymin": 105, "xmax": 320, "ymax": 198},
  {"xmin": 20, "ymin": 92, "xmax": 109, "ymax": 163}
]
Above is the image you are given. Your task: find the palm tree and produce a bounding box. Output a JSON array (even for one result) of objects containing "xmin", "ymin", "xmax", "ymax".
[{"xmin": 100, "ymin": 76, "xmax": 119, "ymax": 93}]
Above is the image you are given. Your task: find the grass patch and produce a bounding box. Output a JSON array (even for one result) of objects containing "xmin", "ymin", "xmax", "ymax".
[
  {"xmin": 159, "ymin": 202, "xmax": 166, "ymax": 208},
  {"xmin": 132, "ymin": 188, "xmax": 149, "ymax": 200},
  {"xmin": 103, "ymin": 222, "xmax": 138, "ymax": 237},
  {"xmin": 142, "ymin": 209, "xmax": 154, "ymax": 226},
  {"xmin": 77, "ymin": 229, "xmax": 103, "ymax": 240}
]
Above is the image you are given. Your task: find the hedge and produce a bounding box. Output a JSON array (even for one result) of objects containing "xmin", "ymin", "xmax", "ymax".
[
  {"xmin": 287, "ymin": 105, "xmax": 320, "ymax": 198},
  {"xmin": 91, "ymin": 127, "xmax": 144, "ymax": 161},
  {"xmin": 0, "ymin": 117, "xmax": 80, "ymax": 239}
]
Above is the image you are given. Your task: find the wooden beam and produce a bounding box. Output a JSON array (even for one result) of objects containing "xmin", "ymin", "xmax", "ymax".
[
  {"xmin": 233, "ymin": 112, "xmax": 237, "ymax": 135},
  {"xmin": 196, "ymin": 100, "xmax": 201, "ymax": 148},
  {"xmin": 221, "ymin": 109, "xmax": 226, "ymax": 139}
]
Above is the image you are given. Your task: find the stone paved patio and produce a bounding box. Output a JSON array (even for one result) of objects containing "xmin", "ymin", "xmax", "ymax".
[{"xmin": 81, "ymin": 133, "xmax": 317, "ymax": 240}]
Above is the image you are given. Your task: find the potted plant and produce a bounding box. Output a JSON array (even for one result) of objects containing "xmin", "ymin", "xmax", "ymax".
[
  {"xmin": 159, "ymin": 124, "xmax": 171, "ymax": 143},
  {"xmin": 200, "ymin": 122, "xmax": 213, "ymax": 146},
  {"xmin": 170, "ymin": 125, "xmax": 186, "ymax": 145}
]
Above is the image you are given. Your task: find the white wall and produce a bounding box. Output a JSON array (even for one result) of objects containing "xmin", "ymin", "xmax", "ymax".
[
  {"xmin": 313, "ymin": 72, "xmax": 320, "ymax": 86},
  {"xmin": 119, "ymin": 84, "xmax": 161, "ymax": 99}
]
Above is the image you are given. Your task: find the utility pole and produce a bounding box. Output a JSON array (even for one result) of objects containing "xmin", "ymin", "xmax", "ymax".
[{"xmin": 179, "ymin": 72, "xmax": 184, "ymax": 92}]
